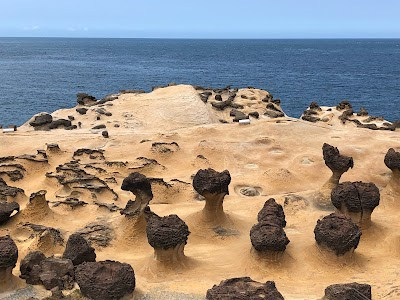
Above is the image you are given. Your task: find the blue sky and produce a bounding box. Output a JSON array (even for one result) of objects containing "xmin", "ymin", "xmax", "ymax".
[{"xmin": 1, "ymin": 0, "xmax": 399, "ymax": 38}]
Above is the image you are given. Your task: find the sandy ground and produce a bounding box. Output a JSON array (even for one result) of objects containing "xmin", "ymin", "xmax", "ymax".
[{"xmin": 1, "ymin": 85, "xmax": 400, "ymax": 299}]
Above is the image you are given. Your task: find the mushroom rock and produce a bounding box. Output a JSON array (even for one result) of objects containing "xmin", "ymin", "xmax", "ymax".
[
  {"xmin": 20, "ymin": 251, "xmax": 46, "ymax": 285},
  {"xmin": 0, "ymin": 236, "xmax": 18, "ymax": 289},
  {"xmin": 316, "ymin": 143, "xmax": 354, "ymax": 208},
  {"xmin": 250, "ymin": 222, "xmax": 290, "ymax": 261},
  {"xmin": 75, "ymin": 260, "xmax": 135, "ymax": 300},
  {"xmin": 331, "ymin": 182, "xmax": 380, "ymax": 228},
  {"xmin": 120, "ymin": 173, "xmax": 153, "ymax": 240},
  {"xmin": 384, "ymin": 148, "xmax": 400, "ymax": 193},
  {"xmin": 323, "ymin": 282, "xmax": 371, "ymax": 300},
  {"xmin": 314, "ymin": 213, "xmax": 361, "ymax": 257},
  {"xmin": 192, "ymin": 168, "xmax": 231, "ymax": 224},
  {"xmin": 146, "ymin": 213, "xmax": 190, "ymax": 264},
  {"xmin": 62, "ymin": 233, "xmax": 96, "ymax": 266},
  {"xmin": 0, "ymin": 201, "xmax": 20, "ymax": 224},
  {"xmin": 22, "ymin": 190, "xmax": 52, "ymax": 221},
  {"xmin": 206, "ymin": 277, "xmax": 284, "ymax": 300},
  {"xmin": 257, "ymin": 198, "xmax": 286, "ymax": 227}
]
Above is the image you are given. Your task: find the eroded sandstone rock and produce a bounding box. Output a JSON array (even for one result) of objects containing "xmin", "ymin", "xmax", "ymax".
[
  {"xmin": 193, "ymin": 168, "xmax": 231, "ymax": 223},
  {"xmin": 316, "ymin": 144, "xmax": 354, "ymax": 208},
  {"xmin": 314, "ymin": 213, "xmax": 361, "ymax": 256},
  {"xmin": 323, "ymin": 282, "xmax": 371, "ymax": 300},
  {"xmin": 331, "ymin": 182, "xmax": 380, "ymax": 227},
  {"xmin": 75, "ymin": 260, "xmax": 135, "ymax": 300},
  {"xmin": 62, "ymin": 233, "xmax": 96, "ymax": 266},
  {"xmin": 206, "ymin": 277, "xmax": 284, "ymax": 300},
  {"xmin": 146, "ymin": 213, "xmax": 190, "ymax": 263}
]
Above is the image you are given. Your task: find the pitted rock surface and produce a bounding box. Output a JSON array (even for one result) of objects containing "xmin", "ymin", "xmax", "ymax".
[
  {"xmin": 314, "ymin": 213, "xmax": 361, "ymax": 256},
  {"xmin": 331, "ymin": 181, "xmax": 380, "ymax": 212},
  {"xmin": 0, "ymin": 235, "xmax": 18, "ymax": 269},
  {"xmin": 146, "ymin": 214, "xmax": 190, "ymax": 249},
  {"xmin": 257, "ymin": 198, "xmax": 286, "ymax": 227},
  {"xmin": 206, "ymin": 277, "xmax": 284, "ymax": 300},
  {"xmin": 19, "ymin": 251, "xmax": 46, "ymax": 285},
  {"xmin": 75, "ymin": 260, "xmax": 135, "ymax": 300},
  {"xmin": 62, "ymin": 233, "xmax": 96, "ymax": 266},
  {"xmin": 250, "ymin": 222, "xmax": 290, "ymax": 252},
  {"xmin": 193, "ymin": 168, "xmax": 231, "ymax": 195},
  {"xmin": 121, "ymin": 172, "xmax": 153, "ymax": 198},
  {"xmin": 322, "ymin": 143, "xmax": 354, "ymax": 174},
  {"xmin": 324, "ymin": 282, "xmax": 372, "ymax": 300}
]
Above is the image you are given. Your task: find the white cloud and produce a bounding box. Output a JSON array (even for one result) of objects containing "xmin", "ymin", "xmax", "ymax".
[{"xmin": 23, "ymin": 25, "xmax": 40, "ymax": 31}]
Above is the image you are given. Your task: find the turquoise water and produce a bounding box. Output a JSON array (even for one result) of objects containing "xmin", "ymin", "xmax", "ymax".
[{"xmin": 0, "ymin": 38, "xmax": 399, "ymax": 126}]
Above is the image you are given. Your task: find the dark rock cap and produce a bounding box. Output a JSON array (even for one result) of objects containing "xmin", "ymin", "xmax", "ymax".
[
  {"xmin": 0, "ymin": 235, "xmax": 18, "ymax": 269},
  {"xmin": 336, "ymin": 100, "xmax": 352, "ymax": 110},
  {"xmin": 206, "ymin": 277, "xmax": 284, "ymax": 300},
  {"xmin": 314, "ymin": 213, "xmax": 362, "ymax": 256},
  {"xmin": 146, "ymin": 214, "xmax": 190, "ymax": 249},
  {"xmin": 121, "ymin": 172, "xmax": 153, "ymax": 198},
  {"xmin": 250, "ymin": 222, "xmax": 290, "ymax": 252},
  {"xmin": 62, "ymin": 233, "xmax": 96, "ymax": 266},
  {"xmin": 0, "ymin": 201, "xmax": 20, "ymax": 224},
  {"xmin": 384, "ymin": 148, "xmax": 400, "ymax": 171},
  {"xmin": 322, "ymin": 143, "xmax": 354, "ymax": 174},
  {"xmin": 75, "ymin": 260, "xmax": 135, "ymax": 300},
  {"xmin": 193, "ymin": 168, "xmax": 231, "ymax": 195},
  {"xmin": 331, "ymin": 181, "xmax": 380, "ymax": 212},
  {"xmin": 257, "ymin": 198, "xmax": 286, "ymax": 227},
  {"xmin": 324, "ymin": 282, "xmax": 372, "ymax": 300}
]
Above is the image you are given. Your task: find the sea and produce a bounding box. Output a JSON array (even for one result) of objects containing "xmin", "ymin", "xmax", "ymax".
[{"xmin": 0, "ymin": 38, "xmax": 399, "ymax": 126}]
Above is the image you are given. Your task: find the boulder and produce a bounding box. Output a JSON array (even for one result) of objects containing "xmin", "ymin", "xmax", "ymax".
[
  {"xmin": 384, "ymin": 148, "xmax": 400, "ymax": 171},
  {"xmin": 38, "ymin": 257, "xmax": 74, "ymax": 290},
  {"xmin": 323, "ymin": 282, "xmax": 371, "ymax": 300},
  {"xmin": 146, "ymin": 214, "xmax": 190, "ymax": 250},
  {"xmin": 29, "ymin": 113, "xmax": 53, "ymax": 127},
  {"xmin": 250, "ymin": 222, "xmax": 290, "ymax": 252},
  {"xmin": 0, "ymin": 235, "xmax": 18, "ymax": 269},
  {"xmin": 257, "ymin": 198, "xmax": 286, "ymax": 227},
  {"xmin": 19, "ymin": 251, "xmax": 46, "ymax": 285},
  {"xmin": 62, "ymin": 233, "xmax": 96, "ymax": 266},
  {"xmin": 206, "ymin": 277, "xmax": 284, "ymax": 300},
  {"xmin": 76, "ymin": 107, "xmax": 88, "ymax": 115},
  {"xmin": 75, "ymin": 260, "xmax": 135, "ymax": 300},
  {"xmin": 314, "ymin": 213, "xmax": 361, "ymax": 256}
]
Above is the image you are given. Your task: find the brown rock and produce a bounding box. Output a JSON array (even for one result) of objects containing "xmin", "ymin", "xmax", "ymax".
[
  {"xmin": 75, "ymin": 260, "xmax": 135, "ymax": 300},
  {"xmin": 250, "ymin": 222, "xmax": 290, "ymax": 252},
  {"xmin": 0, "ymin": 235, "xmax": 18, "ymax": 269},
  {"xmin": 0, "ymin": 201, "xmax": 20, "ymax": 224},
  {"xmin": 39, "ymin": 257, "xmax": 74, "ymax": 290},
  {"xmin": 314, "ymin": 213, "xmax": 361, "ymax": 256},
  {"xmin": 62, "ymin": 233, "xmax": 96, "ymax": 266},
  {"xmin": 322, "ymin": 143, "xmax": 354, "ymax": 174},
  {"xmin": 384, "ymin": 148, "xmax": 400, "ymax": 171},
  {"xmin": 146, "ymin": 214, "xmax": 190, "ymax": 250},
  {"xmin": 193, "ymin": 168, "xmax": 231, "ymax": 196},
  {"xmin": 324, "ymin": 282, "xmax": 371, "ymax": 300},
  {"xmin": 19, "ymin": 251, "xmax": 46, "ymax": 285},
  {"xmin": 206, "ymin": 277, "xmax": 284, "ymax": 300},
  {"xmin": 257, "ymin": 198, "xmax": 286, "ymax": 227}
]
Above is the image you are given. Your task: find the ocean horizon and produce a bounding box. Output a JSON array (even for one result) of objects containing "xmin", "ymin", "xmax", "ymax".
[{"xmin": 1, "ymin": 37, "xmax": 399, "ymax": 126}]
